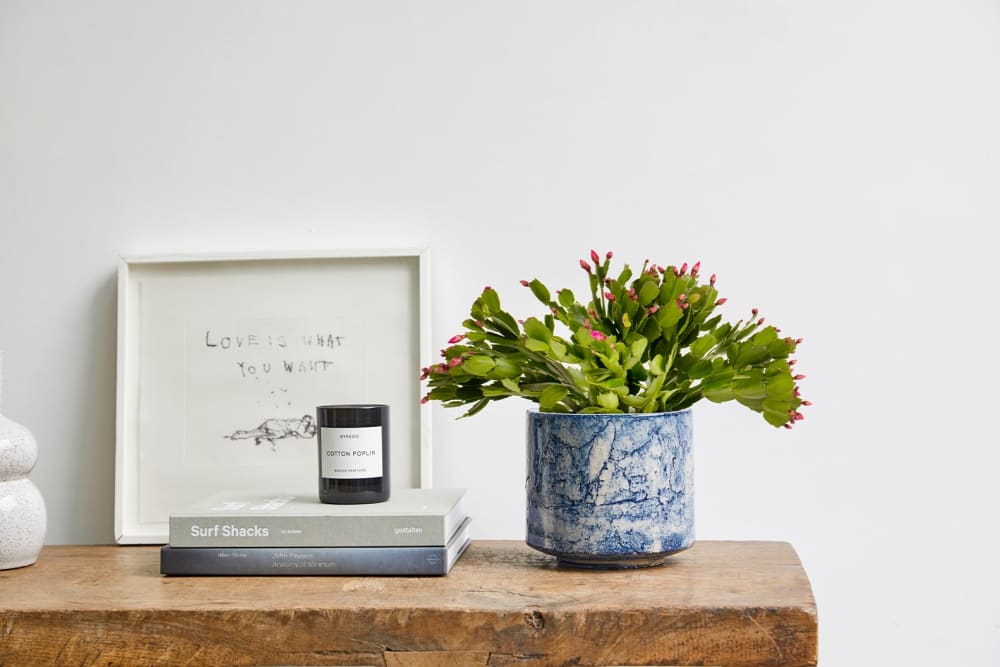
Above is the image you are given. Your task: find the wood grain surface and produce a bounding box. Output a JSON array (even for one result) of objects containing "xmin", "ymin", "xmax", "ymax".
[{"xmin": 0, "ymin": 540, "xmax": 817, "ymax": 666}]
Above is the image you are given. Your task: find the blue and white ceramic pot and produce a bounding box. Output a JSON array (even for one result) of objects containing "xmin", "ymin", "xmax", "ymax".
[{"xmin": 526, "ymin": 409, "xmax": 693, "ymax": 568}]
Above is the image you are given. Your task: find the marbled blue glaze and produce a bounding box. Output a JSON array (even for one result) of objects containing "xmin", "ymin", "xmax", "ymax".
[{"xmin": 526, "ymin": 409, "xmax": 693, "ymax": 566}]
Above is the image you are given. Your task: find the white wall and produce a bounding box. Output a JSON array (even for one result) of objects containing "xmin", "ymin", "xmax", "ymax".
[{"xmin": 2, "ymin": 1, "xmax": 998, "ymax": 664}]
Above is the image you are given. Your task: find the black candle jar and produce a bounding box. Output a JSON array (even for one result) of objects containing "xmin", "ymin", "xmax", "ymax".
[{"xmin": 316, "ymin": 404, "xmax": 390, "ymax": 504}]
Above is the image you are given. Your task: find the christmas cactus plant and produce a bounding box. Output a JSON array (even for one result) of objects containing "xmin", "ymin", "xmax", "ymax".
[{"xmin": 421, "ymin": 251, "xmax": 809, "ymax": 428}]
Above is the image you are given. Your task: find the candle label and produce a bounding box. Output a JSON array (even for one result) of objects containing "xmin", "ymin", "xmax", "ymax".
[{"xmin": 320, "ymin": 427, "xmax": 383, "ymax": 479}]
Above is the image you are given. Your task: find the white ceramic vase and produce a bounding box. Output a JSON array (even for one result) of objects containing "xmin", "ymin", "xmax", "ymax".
[{"xmin": 0, "ymin": 353, "xmax": 47, "ymax": 570}]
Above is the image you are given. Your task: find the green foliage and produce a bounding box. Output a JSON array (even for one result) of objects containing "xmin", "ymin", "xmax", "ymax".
[{"xmin": 421, "ymin": 253, "xmax": 809, "ymax": 428}]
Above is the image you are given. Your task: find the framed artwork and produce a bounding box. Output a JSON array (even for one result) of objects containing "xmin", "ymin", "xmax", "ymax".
[{"xmin": 114, "ymin": 249, "xmax": 431, "ymax": 544}]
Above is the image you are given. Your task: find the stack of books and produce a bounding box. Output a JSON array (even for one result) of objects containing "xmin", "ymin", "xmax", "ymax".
[{"xmin": 159, "ymin": 488, "xmax": 470, "ymax": 576}]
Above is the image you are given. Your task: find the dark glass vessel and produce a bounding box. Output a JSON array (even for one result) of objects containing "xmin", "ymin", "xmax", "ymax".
[{"xmin": 316, "ymin": 404, "xmax": 390, "ymax": 504}]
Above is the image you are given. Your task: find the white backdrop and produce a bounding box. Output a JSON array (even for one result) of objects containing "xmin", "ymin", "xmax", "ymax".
[{"xmin": 1, "ymin": 2, "xmax": 997, "ymax": 664}]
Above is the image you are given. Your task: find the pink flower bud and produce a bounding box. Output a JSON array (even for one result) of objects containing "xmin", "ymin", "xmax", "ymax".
[
  {"xmin": 449, "ymin": 357, "xmax": 463, "ymax": 368},
  {"xmin": 520, "ymin": 279, "xmax": 530, "ymax": 287},
  {"xmin": 420, "ymin": 395, "xmax": 430, "ymax": 404},
  {"xmin": 679, "ymin": 262, "xmax": 688, "ymax": 276},
  {"xmin": 678, "ymin": 293, "xmax": 687, "ymax": 302},
  {"xmin": 447, "ymin": 334, "xmax": 466, "ymax": 344},
  {"xmin": 551, "ymin": 307, "xmax": 559, "ymax": 316},
  {"xmin": 484, "ymin": 285, "xmax": 493, "ymax": 291},
  {"xmin": 590, "ymin": 330, "xmax": 607, "ymax": 341},
  {"xmin": 757, "ymin": 317, "xmax": 765, "ymax": 325},
  {"xmin": 715, "ymin": 298, "xmax": 727, "ymax": 306},
  {"xmin": 583, "ymin": 319, "xmax": 591, "ymax": 329},
  {"xmin": 647, "ymin": 305, "xmax": 660, "ymax": 314},
  {"xmin": 580, "ymin": 259, "xmax": 592, "ymax": 273},
  {"xmin": 590, "ymin": 249, "xmax": 600, "ymax": 264},
  {"xmin": 588, "ymin": 308, "xmax": 597, "ymax": 317},
  {"xmin": 789, "ymin": 359, "xmax": 797, "ymax": 366},
  {"xmin": 801, "ymin": 400, "xmax": 812, "ymax": 406},
  {"xmin": 709, "ymin": 274, "xmax": 717, "ymax": 286},
  {"xmin": 605, "ymin": 291, "xmax": 615, "ymax": 301},
  {"xmin": 680, "ymin": 302, "xmax": 690, "ymax": 310},
  {"xmin": 783, "ymin": 423, "xmax": 793, "ymax": 430},
  {"xmin": 628, "ymin": 288, "xmax": 637, "ymax": 300},
  {"xmin": 794, "ymin": 374, "xmax": 806, "ymax": 380},
  {"xmin": 606, "ymin": 251, "xmax": 613, "ymax": 259},
  {"xmin": 691, "ymin": 261, "xmax": 701, "ymax": 276},
  {"xmin": 752, "ymin": 308, "xmax": 759, "ymax": 316},
  {"xmin": 795, "ymin": 338, "xmax": 803, "ymax": 345}
]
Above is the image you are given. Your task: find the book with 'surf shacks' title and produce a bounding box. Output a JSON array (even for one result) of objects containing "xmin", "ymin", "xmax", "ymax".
[
  {"xmin": 160, "ymin": 517, "xmax": 472, "ymax": 576},
  {"xmin": 168, "ymin": 488, "xmax": 467, "ymax": 548},
  {"xmin": 161, "ymin": 488, "xmax": 470, "ymax": 576}
]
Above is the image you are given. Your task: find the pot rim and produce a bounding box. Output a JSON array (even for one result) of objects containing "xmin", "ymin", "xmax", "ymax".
[{"xmin": 526, "ymin": 407, "xmax": 692, "ymax": 418}]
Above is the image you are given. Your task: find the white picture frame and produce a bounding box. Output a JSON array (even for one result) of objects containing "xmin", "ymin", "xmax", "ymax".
[{"xmin": 114, "ymin": 249, "xmax": 432, "ymax": 544}]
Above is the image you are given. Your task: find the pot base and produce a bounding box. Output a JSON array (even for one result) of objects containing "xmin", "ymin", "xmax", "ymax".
[{"xmin": 530, "ymin": 543, "xmax": 692, "ymax": 569}]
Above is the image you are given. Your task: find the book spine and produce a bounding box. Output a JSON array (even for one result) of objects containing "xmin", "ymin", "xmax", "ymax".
[
  {"xmin": 168, "ymin": 515, "xmax": 448, "ymax": 548},
  {"xmin": 159, "ymin": 545, "xmax": 453, "ymax": 576}
]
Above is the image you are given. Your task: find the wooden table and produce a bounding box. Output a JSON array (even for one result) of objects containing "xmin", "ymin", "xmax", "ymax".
[{"xmin": 0, "ymin": 540, "xmax": 817, "ymax": 666}]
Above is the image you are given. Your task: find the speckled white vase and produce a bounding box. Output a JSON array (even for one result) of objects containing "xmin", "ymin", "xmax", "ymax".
[{"xmin": 0, "ymin": 355, "xmax": 47, "ymax": 570}]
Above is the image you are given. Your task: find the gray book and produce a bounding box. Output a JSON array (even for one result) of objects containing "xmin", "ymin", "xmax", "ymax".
[
  {"xmin": 161, "ymin": 518, "xmax": 471, "ymax": 576},
  {"xmin": 168, "ymin": 488, "xmax": 466, "ymax": 548}
]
